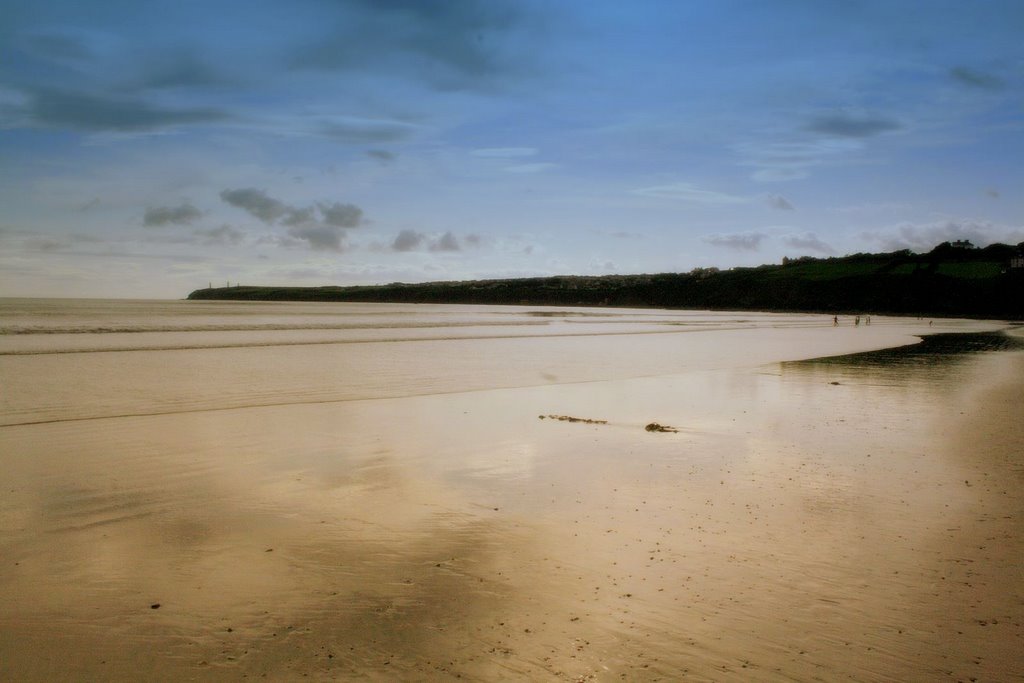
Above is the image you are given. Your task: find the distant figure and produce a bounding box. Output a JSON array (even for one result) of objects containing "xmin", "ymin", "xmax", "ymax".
[
  {"xmin": 929, "ymin": 320, "xmax": 933, "ymax": 326},
  {"xmin": 833, "ymin": 315, "xmax": 838, "ymax": 326},
  {"xmin": 866, "ymin": 315, "xmax": 871, "ymax": 326},
  {"xmin": 855, "ymin": 315, "xmax": 861, "ymax": 326}
]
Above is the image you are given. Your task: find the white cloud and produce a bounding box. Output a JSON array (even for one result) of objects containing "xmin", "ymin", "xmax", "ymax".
[
  {"xmin": 388, "ymin": 231, "xmax": 471, "ymax": 253},
  {"xmin": 219, "ymin": 188, "xmax": 364, "ymax": 252},
  {"xmin": 861, "ymin": 219, "xmax": 1024, "ymax": 252},
  {"xmin": 633, "ymin": 182, "xmax": 749, "ymax": 204},
  {"xmin": 766, "ymin": 195, "xmax": 795, "ymax": 211},
  {"xmin": 781, "ymin": 231, "xmax": 833, "ymax": 254},
  {"xmin": 429, "ymin": 231, "xmax": 461, "ymax": 252},
  {"xmin": 143, "ymin": 202, "xmax": 202, "ymax": 227},
  {"xmin": 317, "ymin": 116, "xmax": 422, "ymax": 143},
  {"xmin": 286, "ymin": 223, "xmax": 348, "ymax": 252},
  {"xmin": 702, "ymin": 231, "xmax": 768, "ymax": 251},
  {"xmin": 804, "ymin": 113, "xmax": 902, "ymax": 139},
  {"xmin": 196, "ymin": 224, "xmax": 246, "ymax": 246},
  {"xmin": 366, "ymin": 149, "xmax": 395, "ymax": 163},
  {"xmin": 734, "ymin": 139, "xmax": 864, "ymax": 183},
  {"xmin": 633, "ymin": 182, "xmax": 794, "ymax": 211},
  {"xmin": 220, "ymin": 188, "xmax": 289, "ymax": 224},
  {"xmin": 392, "ymin": 229, "xmax": 425, "ymax": 252},
  {"xmin": 318, "ymin": 202, "xmax": 363, "ymax": 228}
]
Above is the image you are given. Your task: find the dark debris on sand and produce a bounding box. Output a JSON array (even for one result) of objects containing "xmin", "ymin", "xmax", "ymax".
[
  {"xmin": 539, "ymin": 414, "xmax": 608, "ymax": 424},
  {"xmin": 538, "ymin": 415, "xmax": 680, "ymax": 433}
]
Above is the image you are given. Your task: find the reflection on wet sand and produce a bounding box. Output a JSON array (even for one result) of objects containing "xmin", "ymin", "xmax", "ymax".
[
  {"xmin": 1, "ymin": 407, "xmax": 539, "ymax": 679},
  {"xmin": 2, "ymin": 326, "xmax": 1023, "ymax": 680}
]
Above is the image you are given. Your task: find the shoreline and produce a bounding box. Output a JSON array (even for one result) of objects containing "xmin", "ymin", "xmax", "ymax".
[
  {"xmin": 1, "ymin": 306, "xmax": 1010, "ymax": 430},
  {"xmin": 5, "ymin": 293, "xmax": 1021, "ymax": 321},
  {"xmin": 2, "ymin": 329, "xmax": 1020, "ymax": 432}
]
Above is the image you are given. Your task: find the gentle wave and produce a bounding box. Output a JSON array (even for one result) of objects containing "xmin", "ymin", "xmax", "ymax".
[
  {"xmin": 0, "ymin": 326, "xmax": 753, "ymax": 356},
  {"xmin": 0, "ymin": 320, "xmax": 551, "ymax": 335}
]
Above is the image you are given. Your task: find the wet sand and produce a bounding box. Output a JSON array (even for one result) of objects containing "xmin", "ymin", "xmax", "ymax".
[{"xmin": 1, "ymin": 312, "xmax": 1022, "ymax": 681}]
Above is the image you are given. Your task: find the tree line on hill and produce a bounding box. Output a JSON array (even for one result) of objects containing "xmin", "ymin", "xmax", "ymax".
[{"xmin": 188, "ymin": 241, "xmax": 1024, "ymax": 319}]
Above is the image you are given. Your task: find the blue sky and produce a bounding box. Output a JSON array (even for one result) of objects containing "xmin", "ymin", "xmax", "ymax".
[{"xmin": 1, "ymin": 0, "xmax": 1022, "ymax": 298}]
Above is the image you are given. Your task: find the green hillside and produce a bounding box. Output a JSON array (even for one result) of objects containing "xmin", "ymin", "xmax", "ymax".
[{"xmin": 188, "ymin": 241, "xmax": 1024, "ymax": 319}]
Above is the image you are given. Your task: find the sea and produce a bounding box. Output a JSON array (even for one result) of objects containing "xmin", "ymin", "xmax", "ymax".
[{"xmin": 0, "ymin": 297, "xmax": 995, "ymax": 427}]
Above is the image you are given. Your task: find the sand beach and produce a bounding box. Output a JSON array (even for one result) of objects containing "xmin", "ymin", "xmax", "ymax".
[{"xmin": 1, "ymin": 300, "xmax": 1021, "ymax": 681}]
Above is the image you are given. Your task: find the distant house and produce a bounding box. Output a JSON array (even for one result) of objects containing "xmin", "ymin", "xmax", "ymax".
[{"xmin": 1011, "ymin": 255, "xmax": 1024, "ymax": 269}]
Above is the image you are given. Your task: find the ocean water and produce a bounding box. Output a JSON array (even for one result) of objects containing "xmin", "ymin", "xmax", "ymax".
[{"xmin": 0, "ymin": 298, "xmax": 994, "ymax": 427}]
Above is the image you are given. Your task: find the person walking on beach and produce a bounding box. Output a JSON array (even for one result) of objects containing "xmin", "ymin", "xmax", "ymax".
[{"xmin": 833, "ymin": 315, "xmax": 838, "ymax": 326}]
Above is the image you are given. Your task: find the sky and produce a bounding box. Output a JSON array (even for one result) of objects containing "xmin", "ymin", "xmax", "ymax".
[{"xmin": 1, "ymin": 0, "xmax": 1022, "ymax": 299}]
